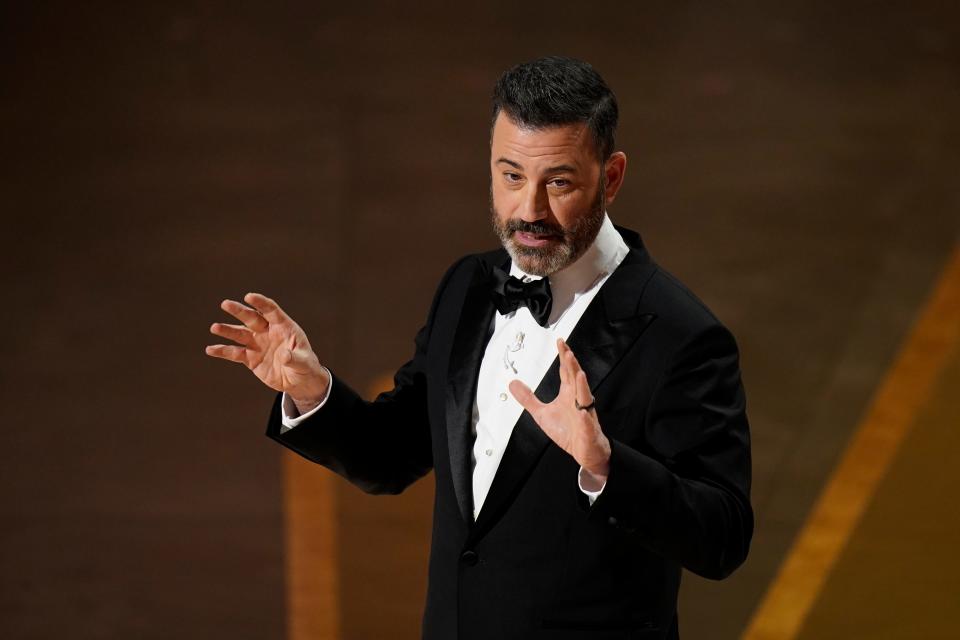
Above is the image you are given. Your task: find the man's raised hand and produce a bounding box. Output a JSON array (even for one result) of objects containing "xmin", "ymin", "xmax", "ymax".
[
  {"xmin": 206, "ymin": 293, "xmax": 329, "ymax": 412},
  {"xmin": 508, "ymin": 338, "xmax": 611, "ymax": 486}
]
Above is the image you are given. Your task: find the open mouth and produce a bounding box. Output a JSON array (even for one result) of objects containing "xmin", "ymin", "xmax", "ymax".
[{"xmin": 513, "ymin": 230, "xmax": 560, "ymax": 248}]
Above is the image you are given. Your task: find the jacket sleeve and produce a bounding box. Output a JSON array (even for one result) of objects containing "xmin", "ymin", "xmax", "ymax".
[
  {"xmin": 587, "ymin": 323, "xmax": 753, "ymax": 580},
  {"xmin": 264, "ymin": 256, "xmax": 468, "ymax": 495}
]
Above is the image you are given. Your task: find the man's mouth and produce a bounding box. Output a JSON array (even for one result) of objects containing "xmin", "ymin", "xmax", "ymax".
[{"xmin": 513, "ymin": 231, "xmax": 560, "ymax": 247}]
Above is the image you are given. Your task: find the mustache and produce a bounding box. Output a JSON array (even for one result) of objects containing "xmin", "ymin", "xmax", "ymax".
[{"xmin": 504, "ymin": 219, "xmax": 566, "ymax": 238}]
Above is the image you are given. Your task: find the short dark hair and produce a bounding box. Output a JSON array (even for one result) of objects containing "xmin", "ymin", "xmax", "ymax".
[{"xmin": 491, "ymin": 56, "xmax": 619, "ymax": 161}]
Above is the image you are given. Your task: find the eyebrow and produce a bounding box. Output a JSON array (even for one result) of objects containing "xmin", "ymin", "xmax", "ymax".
[{"xmin": 495, "ymin": 157, "xmax": 578, "ymax": 174}]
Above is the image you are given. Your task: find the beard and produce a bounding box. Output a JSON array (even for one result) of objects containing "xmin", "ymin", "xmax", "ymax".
[{"xmin": 490, "ymin": 178, "xmax": 606, "ymax": 277}]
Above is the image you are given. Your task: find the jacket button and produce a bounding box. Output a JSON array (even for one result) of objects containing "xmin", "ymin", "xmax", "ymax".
[
  {"xmin": 607, "ymin": 516, "xmax": 618, "ymax": 526},
  {"xmin": 460, "ymin": 550, "xmax": 479, "ymax": 566}
]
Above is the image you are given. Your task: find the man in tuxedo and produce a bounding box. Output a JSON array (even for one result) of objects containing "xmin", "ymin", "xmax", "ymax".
[{"xmin": 207, "ymin": 56, "xmax": 752, "ymax": 639}]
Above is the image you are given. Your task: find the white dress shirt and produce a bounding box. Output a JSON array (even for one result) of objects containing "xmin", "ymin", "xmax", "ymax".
[
  {"xmin": 281, "ymin": 214, "xmax": 629, "ymax": 520},
  {"xmin": 471, "ymin": 214, "xmax": 628, "ymax": 517}
]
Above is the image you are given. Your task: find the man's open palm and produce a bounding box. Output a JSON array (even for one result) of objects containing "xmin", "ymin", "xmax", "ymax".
[
  {"xmin": 509, "ymin": 338, "xmax": 611, "ymax": 481},
  {"xmin": 206, "ymin": 292, "xmax": 328, "ymax": 406}
]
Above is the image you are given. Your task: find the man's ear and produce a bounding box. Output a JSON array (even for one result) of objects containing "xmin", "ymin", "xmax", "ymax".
[{"xmin": 603, "ymin": 152, "xmax": 627, "ymax": 206}]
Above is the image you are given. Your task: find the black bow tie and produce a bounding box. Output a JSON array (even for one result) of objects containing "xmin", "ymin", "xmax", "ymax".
[{"xmin": 490, "ymin": 266, "xmax": 553, "ymax": 327}]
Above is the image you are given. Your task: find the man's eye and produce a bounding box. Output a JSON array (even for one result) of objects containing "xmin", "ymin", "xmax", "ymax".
[
  {"xmin": 550, "ymin": 179, "xmax": 569, "ymax": 188},
  {"xmin": 504, "ymin": 172, "xmax": 522, "ymax": 182}
]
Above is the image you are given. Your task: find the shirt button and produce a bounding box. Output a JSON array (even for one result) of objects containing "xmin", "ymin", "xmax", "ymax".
[
  {"xmin": 498, "ymin": 392, "xmax": 508, "ymax": 401},
  {"xmin": 485, "ymin": 449, "xmax": 493, "ymax": 457}
]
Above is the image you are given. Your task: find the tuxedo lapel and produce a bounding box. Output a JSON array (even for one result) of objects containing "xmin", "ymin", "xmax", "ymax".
[
  {"xmin": 469, "ymin": 246, "xmax": 658, "ymax": 541},
  {"xmin": 565, "ymin": 257, "xmax": 658, "ymax": 393},
  {"xmin": 445, "ymin": 256, "xmax": 499, "ymax": 525}
]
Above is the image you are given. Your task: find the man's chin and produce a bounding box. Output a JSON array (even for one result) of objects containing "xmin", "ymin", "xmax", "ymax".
[{"xmin": 505, "ymin": 241, "xmax": 571, "ymax": 277}]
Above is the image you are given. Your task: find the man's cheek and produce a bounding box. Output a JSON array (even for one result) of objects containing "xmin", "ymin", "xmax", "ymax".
[{"xmin": 491, "ymin": 192, "xmax": 511, "ymax": 216}]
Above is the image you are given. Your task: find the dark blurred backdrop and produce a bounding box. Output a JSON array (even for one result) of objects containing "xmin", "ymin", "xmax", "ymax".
[{"xmin": 2, "ymin": 2, "xmax": 958, "ymax": 639}]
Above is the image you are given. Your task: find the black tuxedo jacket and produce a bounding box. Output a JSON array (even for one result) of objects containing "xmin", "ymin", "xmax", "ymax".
[{"xmin": 266, "ymin": 227, "xmax": 752, "ymax": 640}]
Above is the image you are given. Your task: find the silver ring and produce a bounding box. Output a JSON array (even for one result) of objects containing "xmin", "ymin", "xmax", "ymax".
[{"xmin": 575, "ymin": 398, "xmax": 596, "ymax": 411}]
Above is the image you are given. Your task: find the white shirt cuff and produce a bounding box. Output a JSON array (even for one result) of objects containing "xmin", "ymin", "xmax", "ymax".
[
  {"xmin": 279, "ymin": 366, "xmax": 333, "ymax": 432},
  {"xmin": 577, "ymin": 466, "xmax": 607, "ymax": 506}
]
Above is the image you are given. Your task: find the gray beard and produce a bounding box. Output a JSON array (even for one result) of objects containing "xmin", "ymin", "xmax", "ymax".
[{"xmin": 490, "ymin": 180, "xmax": 606, "ymax": 277}]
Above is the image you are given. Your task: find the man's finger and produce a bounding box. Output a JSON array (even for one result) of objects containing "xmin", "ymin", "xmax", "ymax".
[
  {"xmin": 562, "ymin": 349, "xmax": 576, "ymax": 386},
  {"xmin": 575, "ymin": 370, "xmax": 594, "ymax": 411},
  {"xmin": 508, "ymin": 379, "xmax": 545, "ymax": 415},
  {"xmin": 510, "ymin": 379, "xmax": 564, "ymax": 444},
  {"xmin": 244, "ymin": 292, "xmax": 289, "ymax": 326},
  {"xmin": 557, "ymin": 344, "xmax": 580, "ymax": 396},
  {"xmin": 562, "ymin": 339, "xmax": 585, "ymax": 375},
  {"xmin": 221, "ymin": 299, "xmax": 269, "ymax": 332},
  {"xmin": 557, "ymin": 350, "xmax": 570, "ymax": 387},
  {"xmin": 210, "ymin": 322, "xmax": 255, "ymax": 347},
  {"xmin": 205, "ymin": 344, "xmax": 248, "ymax": 364},
  {"xmin": 556, "ymin": 339, "xmax": 576, "ymax": 394},
  {"xmin": 557, "ymin": 339, "xmax": 573, "ymax": 375}
]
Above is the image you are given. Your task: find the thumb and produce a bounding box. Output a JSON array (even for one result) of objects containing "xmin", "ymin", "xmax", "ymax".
[{"xmin": 509, "ymin": 379, "xmax": 543, "ymax": 415}]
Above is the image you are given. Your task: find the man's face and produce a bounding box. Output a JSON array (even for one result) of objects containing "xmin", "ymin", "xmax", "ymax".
[{"xmin": 489, "ymin": 112, "xmax": 606, "ymax": 277}]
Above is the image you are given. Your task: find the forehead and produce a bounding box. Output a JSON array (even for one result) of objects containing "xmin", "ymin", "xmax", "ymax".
[{"xmin": 490, "ymin": 112, "xmax": 596, "ymax": 170}]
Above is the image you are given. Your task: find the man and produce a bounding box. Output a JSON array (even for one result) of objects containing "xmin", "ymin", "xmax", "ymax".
[{"xmin": 207, "ymin": 56, "xmax": 752, "ymax": 639}]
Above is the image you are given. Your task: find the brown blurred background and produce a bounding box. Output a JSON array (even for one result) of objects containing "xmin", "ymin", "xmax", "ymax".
[{"xmin": 2, "ymin": 2, "xmax": 959, "ymax": 639}]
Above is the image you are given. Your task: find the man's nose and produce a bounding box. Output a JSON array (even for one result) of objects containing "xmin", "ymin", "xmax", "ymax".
[{"xmin": 519, "ymin": 184, "xmax": 549, "ymax": 222}]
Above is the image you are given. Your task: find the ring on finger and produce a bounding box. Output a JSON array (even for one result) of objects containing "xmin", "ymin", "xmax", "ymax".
[{"xmin": 575, "ymin": 398, "xmax": 596, "ymax": 411}]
